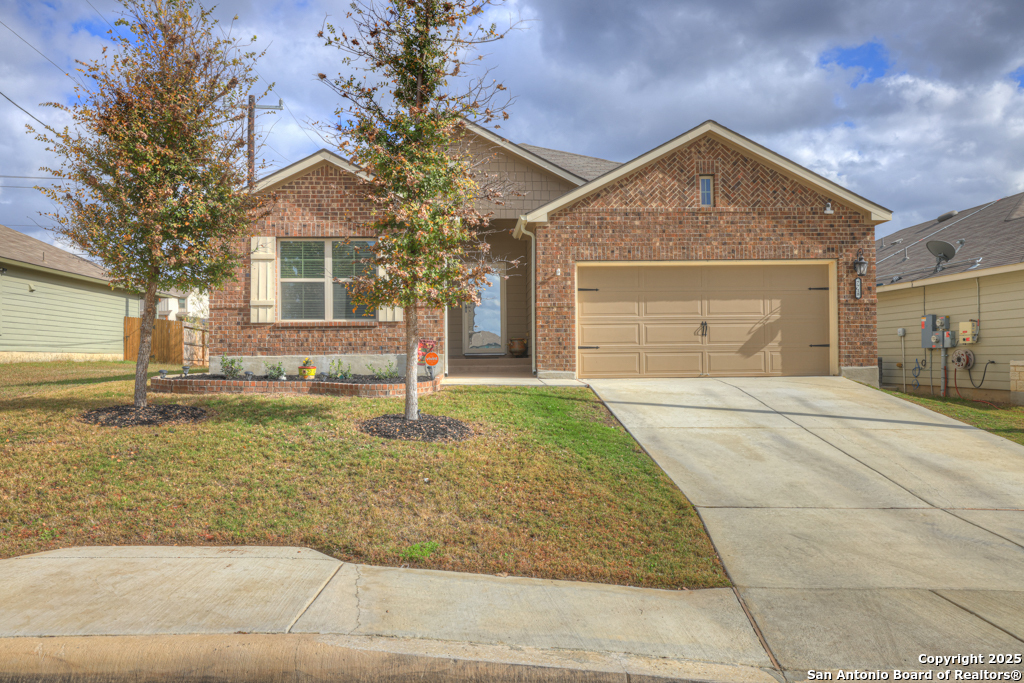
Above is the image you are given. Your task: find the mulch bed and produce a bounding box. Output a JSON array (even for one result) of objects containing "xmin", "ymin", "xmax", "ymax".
[
  {"xmin": 360, "ymin": 413, "xmax": 473, "ymax": 442},
  {"xmin": 81, "ymin": 404, "xmax": 207, "ymax": 428},
  {"xmin": 170, "ymin": 374, "xmax": 433, "ymax": 384}
]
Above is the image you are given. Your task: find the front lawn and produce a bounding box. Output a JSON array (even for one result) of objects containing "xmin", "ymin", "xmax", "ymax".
[
  {"xmin": 884, "ymin": 389, "xmax": 1024, "ymax": 447},
  {"xmin": 0, "ymin": 361, "xmax": 729, "ymax": 590}
]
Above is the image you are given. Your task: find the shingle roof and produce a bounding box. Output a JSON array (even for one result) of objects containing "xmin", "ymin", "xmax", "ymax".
[
  {"xmin": 516, "ymin": 144, "xmax": 621, "ymax": 182},
  {"xmin": 0, "ymin": 224, "xmax": 109, "ymax": 281},
  {"xmin": 0, "ymin": 224, "xmax": 185, "ymax": 297},
  {"xmin": 875, "ymin": 191, "xmax": 1024, "ymax": 287}
]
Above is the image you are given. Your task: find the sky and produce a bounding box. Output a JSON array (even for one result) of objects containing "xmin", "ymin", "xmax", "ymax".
[{"xmin": 1, "ymin": 0, "xmax": 1023, "ymax": 247}]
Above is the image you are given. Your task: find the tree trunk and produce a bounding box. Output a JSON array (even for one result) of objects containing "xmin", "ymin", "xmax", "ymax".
[
  {"xmin": 404, "ymin": 303, "xmax": 419, "ymax": 421},
  {"xmin": 134, "ymin": 281, "xmax": 159, "ymax": 409}
]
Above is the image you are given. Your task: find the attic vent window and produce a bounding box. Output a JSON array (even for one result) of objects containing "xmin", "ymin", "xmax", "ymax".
[{"xmin": 699, "ymin": 175, "xmax": 714, "ymax": 207}]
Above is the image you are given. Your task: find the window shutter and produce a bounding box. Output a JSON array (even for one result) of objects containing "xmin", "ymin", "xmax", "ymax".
[
  {"xmin": 250, "ymin": 236, "xmax": 276, "ymax": 323},
  {"xmin": 375, "ymin": 265, "xmax": 404, "ymax": 322}
]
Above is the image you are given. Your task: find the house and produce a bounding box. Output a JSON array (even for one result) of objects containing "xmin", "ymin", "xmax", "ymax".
[
  {"xmin": 875, "ymin": 191, "xmax": 1024, "ymax": 402},
  {"xmin": 209, "ymin": 120, "xmax": 891, "ymax": 384},
  {"xmin": 156, "ymin": 291, "xmax": 209, "ymax": 322}
]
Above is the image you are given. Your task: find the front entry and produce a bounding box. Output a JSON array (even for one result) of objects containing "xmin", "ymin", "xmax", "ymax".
[
  {"xmin": 463, "ymin": 263, "xmax": 506, "ymax": 355},
  {"xmin": 577, "ymin": 263, "xmax": 832, "ymax": 379}
]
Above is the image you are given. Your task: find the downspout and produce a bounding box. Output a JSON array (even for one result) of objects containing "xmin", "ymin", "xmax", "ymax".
[
  {"xmin": 514, "ymin": 216, "xmax": 538, "ymax": 376},
  {"xmin": 443, "ymin": 306, "xmax": 449, "ymax": 376}
]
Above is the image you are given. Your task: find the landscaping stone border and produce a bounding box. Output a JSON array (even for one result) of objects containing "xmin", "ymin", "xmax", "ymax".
[{"xmin": 150, "ymin": 375, "xmax": 444, "ymax": 399}]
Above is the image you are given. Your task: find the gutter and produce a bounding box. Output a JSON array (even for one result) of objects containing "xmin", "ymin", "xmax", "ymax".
[
  {"xmin": 514, "ymin": 215, "xmax": 538, "ymax": 376},
  {"xmin": 878, "ymin": 260, "xmax": 1024, "ymax": 293}
]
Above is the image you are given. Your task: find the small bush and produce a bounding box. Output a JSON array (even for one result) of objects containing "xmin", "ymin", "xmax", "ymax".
[
  {"xmin": 221, "ymin": 355, "xmax": 244, "ymax": 379},
  {"xmin": 328, "ymin": 359, "xmax": 352, "ymax": 380},
  {"xmin": 264, "ymin": 360, "xmax": 286, "ymax": 380},
  {"xmin": 368, "ymin": 360, "xmax": 400, "ymax": 381},
  {"xmin": 402, "ymin": 541, "xmax": 440, "ymax": 561}
]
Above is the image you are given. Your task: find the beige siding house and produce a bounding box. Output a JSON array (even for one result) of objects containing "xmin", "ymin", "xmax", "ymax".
[{"xmin": 876, "ymin": 191, "xmax": 1024, "ymax": 402}]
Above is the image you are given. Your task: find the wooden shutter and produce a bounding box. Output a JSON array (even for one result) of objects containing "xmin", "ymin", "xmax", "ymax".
[
  {"xmin": 375, "ymin": 265, "xmax": 404, "ymax": 322},
  {"xmin": 250, "ymin": 236, "xmax": 276, "ymax": 323}
]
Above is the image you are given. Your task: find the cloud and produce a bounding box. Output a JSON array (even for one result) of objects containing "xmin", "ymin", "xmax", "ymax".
[{"xmin": 1, "ymin": 0, "xmax": 1023, "ymax": 248}]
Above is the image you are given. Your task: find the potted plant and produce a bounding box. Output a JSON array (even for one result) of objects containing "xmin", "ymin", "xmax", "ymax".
[
  {"xmin": 508, "ymin": 338, "xmax": 528, "ymax": 358},
  {"xmin": 299, "ymin": 357, "xmax": 317, "ymax": 380}
]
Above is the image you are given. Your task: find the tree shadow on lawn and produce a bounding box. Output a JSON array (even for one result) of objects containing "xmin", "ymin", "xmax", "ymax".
[{"xmin": 2, "ymin": 368, "xmax": 207, "ymax": 392}]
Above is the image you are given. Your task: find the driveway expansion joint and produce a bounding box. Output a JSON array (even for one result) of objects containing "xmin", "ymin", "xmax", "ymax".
[{"xmin": 286, "ymin": 561, "xmax": 343, "ymax": 634}]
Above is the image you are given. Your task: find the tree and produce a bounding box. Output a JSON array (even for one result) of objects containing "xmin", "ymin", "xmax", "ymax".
[
  {"xmin": 33, "ymin": 0, "xmax": 271, "ymax": 408},
  {"xmin": 319, "ymin": 0, "xmax": 517, "ymax": 421}
]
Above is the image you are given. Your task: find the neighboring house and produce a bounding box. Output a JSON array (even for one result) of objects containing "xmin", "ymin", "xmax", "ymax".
[
  {"xmin": 209, "ymin": 120, "xmax": 891, "ymax": 384},
  {"xmin": 156, "ymin": 291, "xmax": 209, "ymax": 322},
  {"xmin": 0, "ymin": 224, "xmax": 138, "ymax": 362},
  {"xmin": 875, "ymin": 191, "xmax": 1024, "ymax": 401}
]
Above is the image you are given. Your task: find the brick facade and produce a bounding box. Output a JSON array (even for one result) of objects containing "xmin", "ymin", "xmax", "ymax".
[
  {"xmin": 209, "ymin": 161, "xmax": 444, "ymax": 365},
  {"xmin": 533, "ymin": 137, "xmax": 877, "ymax": 375}
]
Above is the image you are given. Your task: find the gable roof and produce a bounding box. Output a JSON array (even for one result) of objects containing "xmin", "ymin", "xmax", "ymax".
[
  {"xmin": 254, "ymin": 123, "xmax": 592, "ymax": 194},
  {"xmin": 517, "ymin": 144, "xmax": 621, "ymax": 182},
  {"xmin": 254, "ymin": 149, "xmax": 366, "ymax": 193},
  {"xmin": 875, "ymin": 192, "xmax": 1024, "ymax": 290},
  {"xmin": 514, "ymin": 120, "xmax": 893, "ymax": 234},
  {"xmin": 0, "ymin": 224, "xmax": 184, "ymax": 297}
]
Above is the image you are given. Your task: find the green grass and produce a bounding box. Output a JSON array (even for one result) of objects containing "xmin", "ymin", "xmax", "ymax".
[
  {"xmin": 0, "ymin": 361, "xmax": 729, "ymax": 590},
  {"xmin": 883, "ymin": 389, "xmax": 1024, "ymax": 447}
]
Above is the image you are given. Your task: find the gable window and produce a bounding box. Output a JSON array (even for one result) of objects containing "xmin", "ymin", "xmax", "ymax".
[
  {"xmin": 699, "ymin": 175, "xmax": 714, "ymax": 207},
  {"xmin": 279, "ymin": 239, "xmax": 376, "ymax": 321}
]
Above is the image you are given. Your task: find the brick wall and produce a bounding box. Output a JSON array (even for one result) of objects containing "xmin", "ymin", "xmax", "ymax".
[
  {"xmin": 209, "ymin": 161, "xmax": 443, "ymax": 361},
  {"xmin": 534, "ymin": 136, "xmax": 878, "ymax": 375}
]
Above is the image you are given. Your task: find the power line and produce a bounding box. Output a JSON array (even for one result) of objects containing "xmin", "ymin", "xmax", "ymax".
[
  {"xmin": 254, "ymin": 68, "xmax": 320, "ymax": 149},
  {"xmin": 0, "ymin": 175, "xmax": 60, "ymax": 180},
  {"xmin": 84, "ymin": 0, "xmax": 125, "ymax": 40},
  {"xmin": 0, "ymin": 186, "xmax": 51, "ymax": 189},
  {"xmin": 0, "ymin": 19, "xmax": 77, "ymax": 82},
  {"xmin": 0, "ymin": 89, "xmax": 49, "ymax": 128}
]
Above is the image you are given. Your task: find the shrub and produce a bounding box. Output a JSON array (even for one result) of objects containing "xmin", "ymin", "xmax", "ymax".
[
  {"xmin": 328, "ymin": 359, "xmax": 353, "ymax": 380},
  {"xmin": 263, "ymin": 360, "xmax": 286, "ymax": 380},
  {"xmin": 221, "ymin": 355, "xmax": 244, "ymax": 379},
  {"xmin": 367, "ymin": 360, "xmax": 400, "ymax": 381}
]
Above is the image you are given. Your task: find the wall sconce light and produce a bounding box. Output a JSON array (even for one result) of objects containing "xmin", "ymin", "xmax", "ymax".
[
  {"xmin": 824, "ymin": 201, "xmax": 834, "ymax": 215},
  {"xmin": 556, "ymin": 268, "xmax": 561, "ymax": 276},
  {"xmin": 853, "ymin": 248, "xmax": 868, "ymax": 276}
]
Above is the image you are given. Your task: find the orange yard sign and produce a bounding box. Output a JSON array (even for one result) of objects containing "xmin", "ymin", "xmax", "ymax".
[{"xmin": 423, "ymin": 352, "xmax": 440, "ymax": 367}]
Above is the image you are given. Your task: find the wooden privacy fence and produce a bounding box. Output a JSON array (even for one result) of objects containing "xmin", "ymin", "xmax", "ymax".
[{"xmin": 123, "ymin": 317, "xmax": 208, "ymax": 366}]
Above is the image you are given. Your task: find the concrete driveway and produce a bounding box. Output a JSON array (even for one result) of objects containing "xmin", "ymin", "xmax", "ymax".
[{"xmin": 589, "ymin": 377, "xmax": 1024, "ymax": 680}]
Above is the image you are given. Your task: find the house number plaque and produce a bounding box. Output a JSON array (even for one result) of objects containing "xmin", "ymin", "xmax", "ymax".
[{"xmin": 854, "ymin": 277, "xmax": 862, "ymax": 300}]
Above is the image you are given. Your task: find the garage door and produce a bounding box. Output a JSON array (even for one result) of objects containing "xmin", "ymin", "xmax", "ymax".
[{"xmin": 577, "ymin": 264, "xmax": 830, "ymax": 379}]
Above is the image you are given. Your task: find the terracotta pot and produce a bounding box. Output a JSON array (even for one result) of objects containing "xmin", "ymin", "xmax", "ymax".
[
  {"xmin": 299, "ymin": 366, "xmax": 317, "ymax": 380},
  {"xmin": 508, "ymin": 338, "xmax": 528, "ymax": 358}
]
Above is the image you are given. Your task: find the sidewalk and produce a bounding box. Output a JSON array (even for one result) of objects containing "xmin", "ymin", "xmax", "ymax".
[{"xmin": 0, "ymin": 546, "xmax": 777, "ymax": 682}]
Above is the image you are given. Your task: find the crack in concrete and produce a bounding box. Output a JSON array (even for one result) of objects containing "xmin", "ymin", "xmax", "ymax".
[{"xmin": 349, "ymin": 564, "xmax": 365, "ymax": 636}]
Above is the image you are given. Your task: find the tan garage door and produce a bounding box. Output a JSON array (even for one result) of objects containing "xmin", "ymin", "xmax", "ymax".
[{"xmin": 577, "ymin": 264, "xmax": 830, "ymax": 379}]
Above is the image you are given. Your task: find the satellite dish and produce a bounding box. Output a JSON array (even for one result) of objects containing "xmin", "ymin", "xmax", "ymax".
[
  {"xmin": 927, "ymin": 239, "xmax": 964, "ymax": 273},
  {"xmin": 927, "ymin": 240, "xmax": 957, "ymax": 262}
]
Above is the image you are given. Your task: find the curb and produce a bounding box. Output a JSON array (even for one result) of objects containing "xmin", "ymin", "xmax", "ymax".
[{"xmin": 0, "ymin": 633, "xmax": 780, "ymax": 683}]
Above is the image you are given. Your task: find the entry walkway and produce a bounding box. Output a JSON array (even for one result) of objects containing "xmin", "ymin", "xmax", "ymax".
[{"xmin": 589, "ymin": 376, "xmax": 1024, "ymax": 681}]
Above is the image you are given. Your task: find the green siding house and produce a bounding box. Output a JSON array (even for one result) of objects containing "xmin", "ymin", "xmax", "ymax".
[{"xmin": 0, "ymin": 224, "xmax": 144, "ymax": 363}]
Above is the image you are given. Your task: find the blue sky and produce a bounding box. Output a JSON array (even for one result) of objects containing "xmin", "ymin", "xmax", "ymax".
[{"xmin": 1, "ymin": 0, "xmax": 1023, "ymax": 244}]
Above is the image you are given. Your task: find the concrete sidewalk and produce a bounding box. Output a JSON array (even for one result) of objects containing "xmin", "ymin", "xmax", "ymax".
[{"xmin": 0, "ymin": 545, "xmax": 777, "ymax": 682}]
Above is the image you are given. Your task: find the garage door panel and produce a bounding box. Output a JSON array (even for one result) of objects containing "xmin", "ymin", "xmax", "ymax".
[
  {"xmin": 770, "ymin": 348, "xmax": 829, "ymax": 375},
  {"xmin": 707, "ymin": 322, "xmax": 765, "ymax": 346},
  {"xmin": 644, "ymin": 322, "xmax": 704, "ymax": 346},
  {"xmin": 643, "ymin": 266, "xmax": 702, "ymax": 291},
  {"xmin": 579, "ymin": 323, "xmax": 640, "ymax": 346},
  {"xmin": 644, "ymin": 292, "xmax": 701, "ymax": 316},
  {"xmin": 768, "ymin": 290, "xmax": 829, "ymax": 314},
  {"xmin": 707, "ymin": 350, "xmax": 767, "ymax": 374},
  {"xmin": 644, "ymin": 352, "xmax": 702, "ymax": 375},
  {"xmin": 579, "ymin": 352, "xmax": 640, "ymax": 377},
  {"xmin": 767, "ymin": 317, "xmax": 829, "ymax": 345},
  {"xmin": 766, "ymin": 266, "xmax": 828, "ymax": 290},
  {"xmin": 704, "ymin": 266, "xmax": 765, "ymax": 291},
  {"xmin": 579, "ymin": 266, "xmax": 638, "ymax": 291},
  {"xmin": 706, "ymin": 292, "xmax": 765, "ymax": 316},
  {"xmin": 579, "ymin": 292, "xmax": 640, "ymax": 317}
]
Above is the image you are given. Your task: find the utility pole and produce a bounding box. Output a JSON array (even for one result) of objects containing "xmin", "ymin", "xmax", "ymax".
[{"xmin": 247, "ymin": 96, "xmax": 284, "ymax": 187}]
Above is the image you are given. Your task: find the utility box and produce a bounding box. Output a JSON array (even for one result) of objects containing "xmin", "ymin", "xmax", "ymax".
[
  {"xmin": 921, "ymin": 315, "xmax": 950, "ymax": 349},
  {"xmin": 958, "ymin": 320, "xmax": 979, "ymax": 344}
]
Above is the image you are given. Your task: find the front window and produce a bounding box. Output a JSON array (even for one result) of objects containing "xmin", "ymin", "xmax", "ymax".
[
  {"xmin": 699, "ymin": 175, "xmax": 714, "ymax": 207},
  {"xmin": 279, "ymin": 239, "xmax": 376, "ymax": 321}
]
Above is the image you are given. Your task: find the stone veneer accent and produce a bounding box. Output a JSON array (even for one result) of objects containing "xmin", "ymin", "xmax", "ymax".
[
  {"xmin": 533, "ymin": 136, "xmax": 879, "ymax": 377},
  {"xmin": 1011, "ymin": 360, "xmax": 1024, "ymax": 406},
  {"xmin": 150, "ymin": 375, "xmax": 444, "ymax": 399}
]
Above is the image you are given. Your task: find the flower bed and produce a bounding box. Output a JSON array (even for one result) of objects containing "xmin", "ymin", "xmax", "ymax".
[{"xmin": 150, "ymin": 374, "xmax": 443, "ymax": 398}]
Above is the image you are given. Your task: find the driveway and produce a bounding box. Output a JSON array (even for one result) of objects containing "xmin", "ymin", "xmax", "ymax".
[{"xmin": 589, "ymin": 377, "xmax": 1024, "ymax": 681}]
